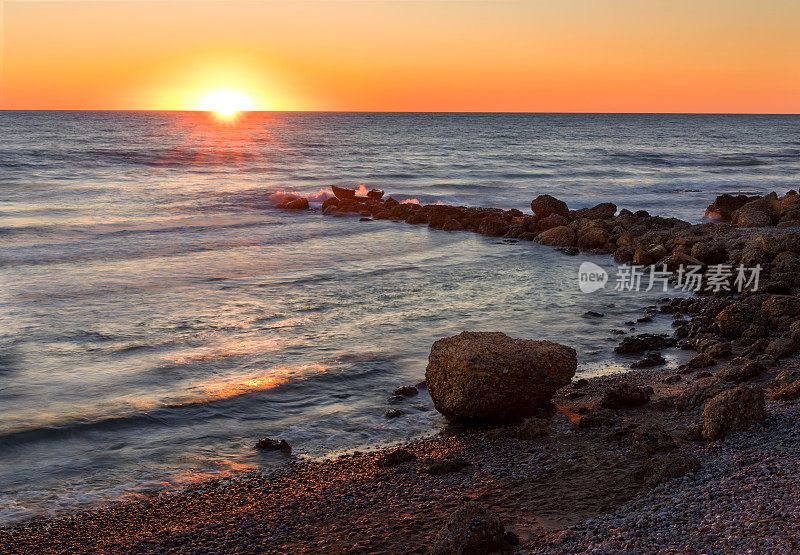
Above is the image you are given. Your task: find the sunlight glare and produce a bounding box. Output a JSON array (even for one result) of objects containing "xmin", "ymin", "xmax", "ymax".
[{"xmin": 197, "ymin": 89, "xmax": 256, "ymax": 118}]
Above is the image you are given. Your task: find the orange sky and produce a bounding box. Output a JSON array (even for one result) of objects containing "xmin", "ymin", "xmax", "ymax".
[{"xmin": 1, "ymin": 0, "xmax": 799, "ymax": 112}]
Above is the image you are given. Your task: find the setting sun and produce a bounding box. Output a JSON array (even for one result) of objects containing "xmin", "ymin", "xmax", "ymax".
[{"xmin": 196, "ymin": 89, "xmax": 256, "ymax": 117}]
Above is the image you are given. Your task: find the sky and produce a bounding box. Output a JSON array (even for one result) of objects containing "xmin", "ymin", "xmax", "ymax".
[{"xmin": 1, "ymin": 0, "xmax": 799, "ymax": 112}]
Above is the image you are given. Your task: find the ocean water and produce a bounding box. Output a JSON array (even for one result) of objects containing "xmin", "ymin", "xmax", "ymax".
[{"xmin": 1, "ymin": 112, "xmax": 798, "ymax": 522}]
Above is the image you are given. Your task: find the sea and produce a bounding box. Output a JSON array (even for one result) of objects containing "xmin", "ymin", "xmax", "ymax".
[{"xmin": 1, "ymin": 112, "xmax": 798, "ymax": 523}]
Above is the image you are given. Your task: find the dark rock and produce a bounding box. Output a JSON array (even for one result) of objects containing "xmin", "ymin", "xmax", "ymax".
[
  {"xmin": 614, "ymin": 333, "xmax": 676, "ymax": 354},
  {"xmin": 631, "ymin": 351, "xmax": 666, "ymax": 369},
  {"xmin": 426, "ymin": 457, "xmax": 468, "ymax": 475},
  {"xmin": 584, "ymin": 311, "xmax": 604, "ymax": 318},
  {"xmin": 627, "ymin": 425, "xmax": 677, "ymax": 459},
  {"xmin": 393, "ymin": 385, "xmax": 419, "ymax": 397},
  {"xmin": 600, "ymin": 383, "xmax": 651, "ymax": 409},
  {"xmin": 254, "ymin": 438, "xmax": 292, "ymax": 454},
  {"xmin": 376, "ymin": 448, "xmax": 417, "ymax": 467},
  {"xmin": 432, "ymin": 502, "xmax": 506, "ymax": 555},
  {"xmin": 384, "ymin": 409, "xmax": 404, "ymax": 419},
  {"xmin": 636, "ymin": 452, "xmax": 701, "ymax": 486},
  {"xmin": 577, "ymin": 408, "xmax": 616, "ymax": 428}
]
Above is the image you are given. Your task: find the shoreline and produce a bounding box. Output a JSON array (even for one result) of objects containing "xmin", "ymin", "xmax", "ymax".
[
  {"xmin": 2, "ymin": 352, "xmax": 797, "ymax": 553},
  {"xmin": 4, "ymin": 189, "xmax": 800, "ymax": 552}
]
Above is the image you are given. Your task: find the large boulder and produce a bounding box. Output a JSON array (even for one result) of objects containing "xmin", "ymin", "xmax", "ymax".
[
  {"xmin": 425, "ymin": 332, "xmax": 576, "ymax": 424},
  {"xmin": 431, "ymin": 502, "xmax": 507, "ymax": 555},
  {"xmin": 530, "ymin": 194, "xmax": 569, "ymax": 218},
  {"xmin": 702, "ymin": 385, "xmax": 765, "ymax": 440}
]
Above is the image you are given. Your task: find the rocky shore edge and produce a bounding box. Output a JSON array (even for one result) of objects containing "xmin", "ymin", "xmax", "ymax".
[{"xmin": 3, "ymin": 189, "xmax": 800, "ymax": 553}]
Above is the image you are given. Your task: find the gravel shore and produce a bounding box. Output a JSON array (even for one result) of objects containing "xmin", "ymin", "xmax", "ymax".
[{"xmin": 3, "ymin": 349, "xmax": 797, "ymax": 554}]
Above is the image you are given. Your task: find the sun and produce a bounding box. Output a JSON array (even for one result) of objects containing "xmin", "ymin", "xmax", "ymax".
[{"xmin": 197, "ymin": 89, "xmax": 256, "ymax": 118}]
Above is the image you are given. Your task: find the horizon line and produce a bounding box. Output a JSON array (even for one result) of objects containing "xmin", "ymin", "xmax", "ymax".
[{"xmin": 1, "ymin": 109, "xmax": 799, "ymax": 116}]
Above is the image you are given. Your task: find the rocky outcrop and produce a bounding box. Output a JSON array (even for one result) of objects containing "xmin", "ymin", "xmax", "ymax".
[
  {"xmin": 425, "ymin": 332, "xmax": 576, "ymax": 424},
  {"xmin": 702, "ymin": 385, "xmax": 765, "ymax": 440}
]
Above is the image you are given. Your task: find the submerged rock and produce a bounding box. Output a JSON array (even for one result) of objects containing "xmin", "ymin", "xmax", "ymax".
[{"xmin": 425, "ymin": 331, "xmax": 576, "ymax": 424}]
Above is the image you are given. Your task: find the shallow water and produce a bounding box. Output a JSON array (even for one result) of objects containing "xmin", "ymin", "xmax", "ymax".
[{"xmin": 1, "ymin": 112, "xmax": 798, "ymax": 522}]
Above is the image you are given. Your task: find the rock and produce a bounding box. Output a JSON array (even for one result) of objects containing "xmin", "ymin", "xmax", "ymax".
[
  {"xmin": 718, "ymin": 302, "xmax": 765, "ymax": 338},
  {"xmin": 577, "ymin": 408, "xmax": 616, "ymax": 428},
  {"xmin": 584, "ymin": 310, "xmax": 604, "ymax": 318},
  {"xmin": 687, "ymin": 352, "xmax": 717, "ymax": 369},
  {"xmin": 762, "ymin": 295, "xmax": 800, "ymax": 320},
  {"xmin": 690, "ymin": 241, "xmax": 727, "ymax": 264},
  {"xmin": 733, "ymin": 207, "xmax": 772, "ymax": 228},
  {"xmin": 577, "ymin": 227, "xmax": 610, "ymax": 250},
  {"xmin": 515, "ymin": 417, "xmax": 549, "ymax": 439},
  {"xmin": 431, "ymin": 502, "xmax": 506, "ymax": 555},
  {"xmin": 321, "ymin": 197, "xmax": 339, "ymax": 210},
  {"xmin": 530, "ymin": 194, "xmax": 569, "ymax": 218},
  {"xmin": 770, "ymin": 369, "xmax": 800, "ymax": 389},
  {"xmin": 426, "ymin": 457, "xmax": 468, "ymax": 475},
  {"xmin": 584, "ymin": 202, "xmax": 617, "ymax": 220},
  {"xmin": 614, "ymin": 333, "xmax": 676, "ymax": 354},
  {"xmin": 633, "ymin": 245, "xmax": 668, "ymax": 265},
  {"xmin": 387, "ymin": 395, "xmax": 405, "ymax": 404},
  {"xmin": 704, "ymin": 193, "xmax": 756, "ymax": 223},
  {"xmin": 536, "ymin": 213, "xmax": 569, "ymax": 231},
  {"xmin": 614, "ymin": 247, "xmax": 635, "ymax": 263},
  {"xmin": 384, "ymin": 409, "xmax": 404, "ymax": 419},
  {"xmin": 772, "ymin": 381, "xmax": 800, "ymax": 401},
  {"xmin": 535, "ymin": 225, "xmax": 576, "ymax": 247},
  {"xmin": 425, "ymin": 332, "xmax": 577, "ymax": 424},
  {"xmin": 600, "ymin": 383, "xmax": 651, "ymax": 409},
  {"xmin": 717, "ymin": 359, "xmax": 765, "ymax": 383},
  {"xmin": 477, "ymin": 217, "xmax": 509, "ymax": 237},
  {"xmin": 664, "ymin": 374, "xmax": 682, "ymax": 383},
  {"xmin": 442, "ymin": 218, "xmax": 465, "ymax": 231},
  {"xmin": 764, "ymin": 337, "xmax": 797, "ymax": 359},
  {"xmin": 254, "ymin": 438, "xmax": 292, "ymax": 454},
  {"xmin": 393, "ymin": 385, "xmax": 419, "ymax": 397},
  {"xmin": 662, "ymin": 252, "xmax": 704, "ymax": 272},
  {"xmin": 282, "ymin": 197, "xmax": 309, "ymax": 210},
  {"xmin": 376, "ymin": 448, "xmax": 417, "ymax": 467},
  {"xmin": 705, "ymin": 341, "xmax": 732, "ymax": 359},
  {"xmin": 675, "ymin": 381, "xmax": 731, "ymax": 411},
  {"xmin": 630, "ymin": 351, "xmax": 666, "ymax": 369},
  {"xmin": 636, "ymin": 452, "xmax": 701, "ymax": 486},
  {"xmin": 702, "ymin": 385, "xmax": 765, "ymax": 440},
  {"xmin": 627, "ymin": 425, "xmax": 676, "ymax": 459},
  {"xmin": 405, "ymin": 212, "xmax": 428, "ymax": 225}
]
